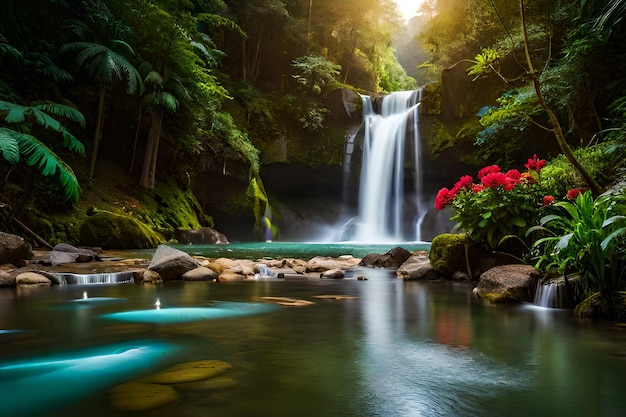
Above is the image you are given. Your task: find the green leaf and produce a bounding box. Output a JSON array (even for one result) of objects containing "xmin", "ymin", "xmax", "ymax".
[
  {"xmin": 14, "ymin": 133, "xmax": 81, "ymax": 201},
  {"xmin": 601, "ymin": 227, "xmax": 626, "ymax": 250},
  {"xmin": 556, "ymin": 233, "xmax": 573, "ymax": 250},
  {"xmin": 0, "ymin": 128, "xmax": 21, "ymax": 164},
  {"xmin": 509, "ymin": 217, "xmax": 526, "ymax": 227}
]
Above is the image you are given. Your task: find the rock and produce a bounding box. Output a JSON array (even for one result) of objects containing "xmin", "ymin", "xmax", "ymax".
[
  {"xmin": 0, "ymin": 270, "xmax": 15, "ymax": 286},
  {"xmin": 359, "ymin": 246, "xmax": 412, "ymax": 269},
  {"xmin": 182, "ymin": 266, "xmax": 218, "ymax": 281},
  {"xmin": 141, "ymin": 360, "xmax": 233, "ymax": 384},
  {"xmin": 451, "ymin": 271, "xmax": 471, "ymax": 281},
  {"xmin": 16, "ymin": 272, "xmax": 51, "ymax": 286},
  {"xmin": 0, "ymin": 232, "xmax": 28, "ymax": 267},
  {"xmin": 218, "ymin": 270, "xmax": 245, "ymax": 282},
  {"xmin": 175, "ymin": 375, "xmax": 238, "ymax": 392},
  {"xmin": 396, "ymin": 255, "xmax": 439, "ymax": 280},
  {"xmin": 306, "ymin": 255, "xmax": 360, "ymax": 272},
  {"xmin": 110, "ymin": 382, "xmax": 180, "ymax": 411},
  {"xmin": 429, "ymin": 233, "xmax": 513, "ymax": 279},
  {"xmin": 136, "ymin": 269, "xmax": 162, "ymax": 284},
  {"xmin": 148, "ymin": 245, "xmax": 200, "ymax": 281},
  {"xmin": 174, "ymin": 227, "xmax": 229, "ymax": 244},
  {"xmin": 475, "ymin": 264, "xmax": 540, "ymax": 303},
  {"xmin": 261, "ymin": 296, "xmax": 315, "ymax": 306},
  {"xmin": 321, "ymin": 269, "xmax": 345, "ymax": 279},
  {"xmin": 79, "ymin": 209, "xmax": 163, "ymax": 249},
  {"xmin": 49, "ymin": 243, "xmax": 101, "ymax": 265}
]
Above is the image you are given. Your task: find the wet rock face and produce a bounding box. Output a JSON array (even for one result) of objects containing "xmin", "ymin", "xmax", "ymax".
[{"xmin": 49, "ymin": 243, "xmax": 101, "ymax": 265}]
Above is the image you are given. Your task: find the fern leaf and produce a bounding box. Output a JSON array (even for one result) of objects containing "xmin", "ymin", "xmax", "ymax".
[
  {"xmin": 4, "ymin": 106, "xmax": 26, "ymax": 124},
  {"xmin": 61, "ymin": 130, "xmax": 86, "ymax": 155},
  {"xmin": 14, "ymin": 133, "xmax": 80, "ymax": 201},
  {"xmin": 0, "ymin": 128, "xmax": 21, "ymax": 164}
]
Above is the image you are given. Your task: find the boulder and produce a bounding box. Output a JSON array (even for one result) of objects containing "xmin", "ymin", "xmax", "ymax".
[
  {"xmin": 16, "ymin": 272, "xmax": 51, "ymax": 286},
  {"xmin": 136, "ymin": 269, "xmax": 162, "ymax": 284},
  {"xmin": 0, "ymin": 232, "xmax": 28, "ymax": 267},
  {"xmin": 306, "ymin": 255, "xmax": 360, "ymax": 272},
  {"xmin": 396, "ymin": 255, "xmax": 439, "ymax": 280},
  {"xmin": 49, "ymin": 243, "xmax": 101, "ymax": 265},
  {"xmin": 320, "ymin": 269, "xmax": 345, "ymax": 279},
  {"xmin": 79, "ymin": 209, "xmax": 163, "ymax": 249},
  {"xmin": 148, "ymin": 245, "xmax": 199, "ymax": 281},
  {"xmin": 359, "ymin": 246, "xmax": 412, "ymax": 269},
  {"xmin": 182, "ymin": 266, "xmax": 218, "ymax": 281},
  {"xmin": 218, "ymin": 270, "xmax": 246, "ymax": 282},
  {"xmin": 0, "ymin": 270, "xmax": 15, "ymax": 286},
  {"xmin": 475, "ymin": 264, "xmax": 540, "ymax": 303}
]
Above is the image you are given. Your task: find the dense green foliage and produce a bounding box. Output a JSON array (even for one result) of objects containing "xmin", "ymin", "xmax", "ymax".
[
  {"xmin": 529, "ymin": 190, "xmax": 626, "ymax": 314},
  {"xmin": 0, "ymin": 0, "xmax": 413, "ymax": 244}
]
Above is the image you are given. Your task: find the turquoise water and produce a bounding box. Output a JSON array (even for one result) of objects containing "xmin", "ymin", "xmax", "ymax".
[
  {"xmin": 1, "ymin": 268, "xmax": 626, "ymax": 416},
  {"xmin": 173, "ymin": 241, "xmax": 431, "ymax": 259}
]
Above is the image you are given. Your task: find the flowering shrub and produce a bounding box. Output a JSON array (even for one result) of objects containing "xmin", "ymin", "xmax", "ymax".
[{"xmin": 435, "ymin": 155, "xmax": 551, "ymax": 250}]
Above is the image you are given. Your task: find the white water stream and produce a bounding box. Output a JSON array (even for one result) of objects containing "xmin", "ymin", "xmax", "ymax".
[{"xmin": 350, "ymin": 90, "xmax": 423, "ymax": 242}]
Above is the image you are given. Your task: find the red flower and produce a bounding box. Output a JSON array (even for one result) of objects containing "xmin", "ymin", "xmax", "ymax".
[
  {"xmin": 477, "ymin": 165, "xmax": 501, "ymax": 180},
  {"xmin": 435, "ymin": 187, "xmax": 455, "ymax": 210},
  {"xmin": 481, "ymin": 172, "xmax": 508, "ymax": 188},
  {"xmin": 452, "ymin": 175, "xmax": 473, "ymax": 193},
  {"xmin": 520, "ymin": 172, "xmax": 535, "ymax": 184},
  {"xmin": 506, "ymin": 169, "xmax": 521, "ymax": 181},
  {"xmin": 566, "ymin": 188, "xmax": 580, "ymax": 199},
  {"xmin": 472, "ymin": 184, "xmax": 485, "ymax": 193},
  {"xmin": 524, "ymin": 154, "xmax": 546, "ymax": 172},
  {"xmin": 543, "ymin": 195, "xmax": 555, "ymax": 206}
]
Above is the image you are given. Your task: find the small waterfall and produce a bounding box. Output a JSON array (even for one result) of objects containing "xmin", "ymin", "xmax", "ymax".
[
  {"xmin": 534, "ymin": 282, "xmax": 557, "ymax": 308},
  {"xmin": 348, "ymin": 89, "xmax": 422, "ymax": 242},
  {"xmin": 46, "ymin": 271, "xmax": 135, "ymax": 285}
]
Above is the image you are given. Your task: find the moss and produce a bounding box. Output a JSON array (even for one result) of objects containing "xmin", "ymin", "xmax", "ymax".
[
  {"xmin": 78, "ymin": 209, "xmax": 164, "ymax": 249},
  {"xmin": 429, "ymin": 233, "xmax": 473, "ymax": 276}
]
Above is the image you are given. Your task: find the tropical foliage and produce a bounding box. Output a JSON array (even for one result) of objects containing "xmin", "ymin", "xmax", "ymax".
[
  {"xmin": 528, "ymin": 190, "xmax": 626, "ymax": 314},
  {"xmin": 434, "ymin": 155, "xmax": 554, "ymax": 250}
]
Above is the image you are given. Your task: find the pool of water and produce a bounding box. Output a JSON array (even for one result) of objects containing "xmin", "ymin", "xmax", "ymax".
[{"xmin": 1, "ymin": 269, "xmax": 625, "ymax": 417}]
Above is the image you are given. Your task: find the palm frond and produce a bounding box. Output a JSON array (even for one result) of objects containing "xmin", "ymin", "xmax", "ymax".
[
  {"xmin": 0, "ymin": 43, "xmax": 22, "ymax": 59},
  {"xmin": 145, "ymin": 71, "xmax": 164, "ymax": 87},
  {"xmin": 14, "ymin": 133, "xmax": 80, "ymax": 201},
  {"xmin": 61, "ymin": 130, "xmax": 86, "ymax": 155},
  {"xmin": 4, "ymin": 106, "xmax": 26, "ymax": 124},
  {"xmin": 160, "ymin": 92, "xmax": 179, "ymax": 113},
  {"xmin": 35, "ymin": 103, "xmax": 85, "ymax": 125},
  {"xmin": 195, "ymin": 13, "xmax": 246, "ymax": 38},
  {"xmin": 0, "ymin": 127, "xmax": 21, "ymax": 164},
  {"xmin": 30, "ymin": 108, "xmax": 62, "ymax": 131}
]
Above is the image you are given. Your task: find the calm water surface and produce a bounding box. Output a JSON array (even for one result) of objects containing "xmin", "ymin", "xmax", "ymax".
[{"xmin": 1, "ymin": 268, "xmax": 625, "ymax": 417}]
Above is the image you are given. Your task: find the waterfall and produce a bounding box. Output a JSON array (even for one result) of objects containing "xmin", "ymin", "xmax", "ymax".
[
  {"xmin": 346, "ymin": 89, "xmax": 423, "ymax": 242},
  {"xmin": 534, "ymin": 282, "xmax": 557, "ymax": 308},
  {"xmin": 45, "ymin": 271, "xmax": 135, "ymax": 285}
]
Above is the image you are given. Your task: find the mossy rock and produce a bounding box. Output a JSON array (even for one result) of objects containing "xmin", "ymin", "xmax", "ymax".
[
  {"xmin": 429, "ymin": 233, "xmax": 473, "ymax": 276},
  {"xmin": 574, "ymin": 292, "xmax": 626, "ymax": 320},
  {"xmin": 140, "ymin": 360, "xmax": 234, "ymax": 384},
  {"xmin": 78, "ymin": 209, "xmax": 163, "ymax": 249},
  {"xmin": 174, "ymin": 375, "xmax": 238, "ymax": 392},
  {"xmin": 110, "ymin": 382, "xmax": 180, "ymax": 411}
]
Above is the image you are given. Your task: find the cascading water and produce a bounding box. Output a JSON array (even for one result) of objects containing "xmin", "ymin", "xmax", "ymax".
[{"xmin": 339, "ymin": 89, "xmax": 424, "ymax": 242}]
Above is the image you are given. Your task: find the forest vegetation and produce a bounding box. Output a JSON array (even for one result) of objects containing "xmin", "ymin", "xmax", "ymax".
[{"xmin": 0, "ymin": 0, "xmax": 624, "ymax": 253}]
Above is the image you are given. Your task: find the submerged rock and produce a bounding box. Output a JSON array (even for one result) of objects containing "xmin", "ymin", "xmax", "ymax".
[
  {"xmin": 140, "ymin": 360, "xmax": 233, "ymax": 384},
  {"xmin": 110, "ymin": 382, "xmax": 180, "ymax": 411}
]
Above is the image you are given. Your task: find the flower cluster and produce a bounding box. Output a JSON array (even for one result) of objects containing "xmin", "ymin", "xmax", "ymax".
[
  {"xmin": 434, "ymin": 155, "xmax": 549, "ymax": 250},
  {"xmin": 435, "ymin": 157, "xmax": 545, "ymax": 212}
]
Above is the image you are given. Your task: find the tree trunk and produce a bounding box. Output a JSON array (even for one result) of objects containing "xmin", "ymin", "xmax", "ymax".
[
  {"xmin": 519, "ymin": 0, "xmax": 602, "ymax": 196},
  {"xmin": 89, "ymin": 81, "xmax": 106, "ymax": 179},
  {"xmin": 139, "ymin": 111, "xmax": 158, "ymax": 189},
  {"xmin": 148, "ymin": 109, "xmax": 163, "ymax": 190}
]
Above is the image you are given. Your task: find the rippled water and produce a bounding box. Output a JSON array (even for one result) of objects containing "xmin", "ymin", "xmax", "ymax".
[{"xmin": 1, "ymin": 268, "xmax": 625, "ymax": 417}]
